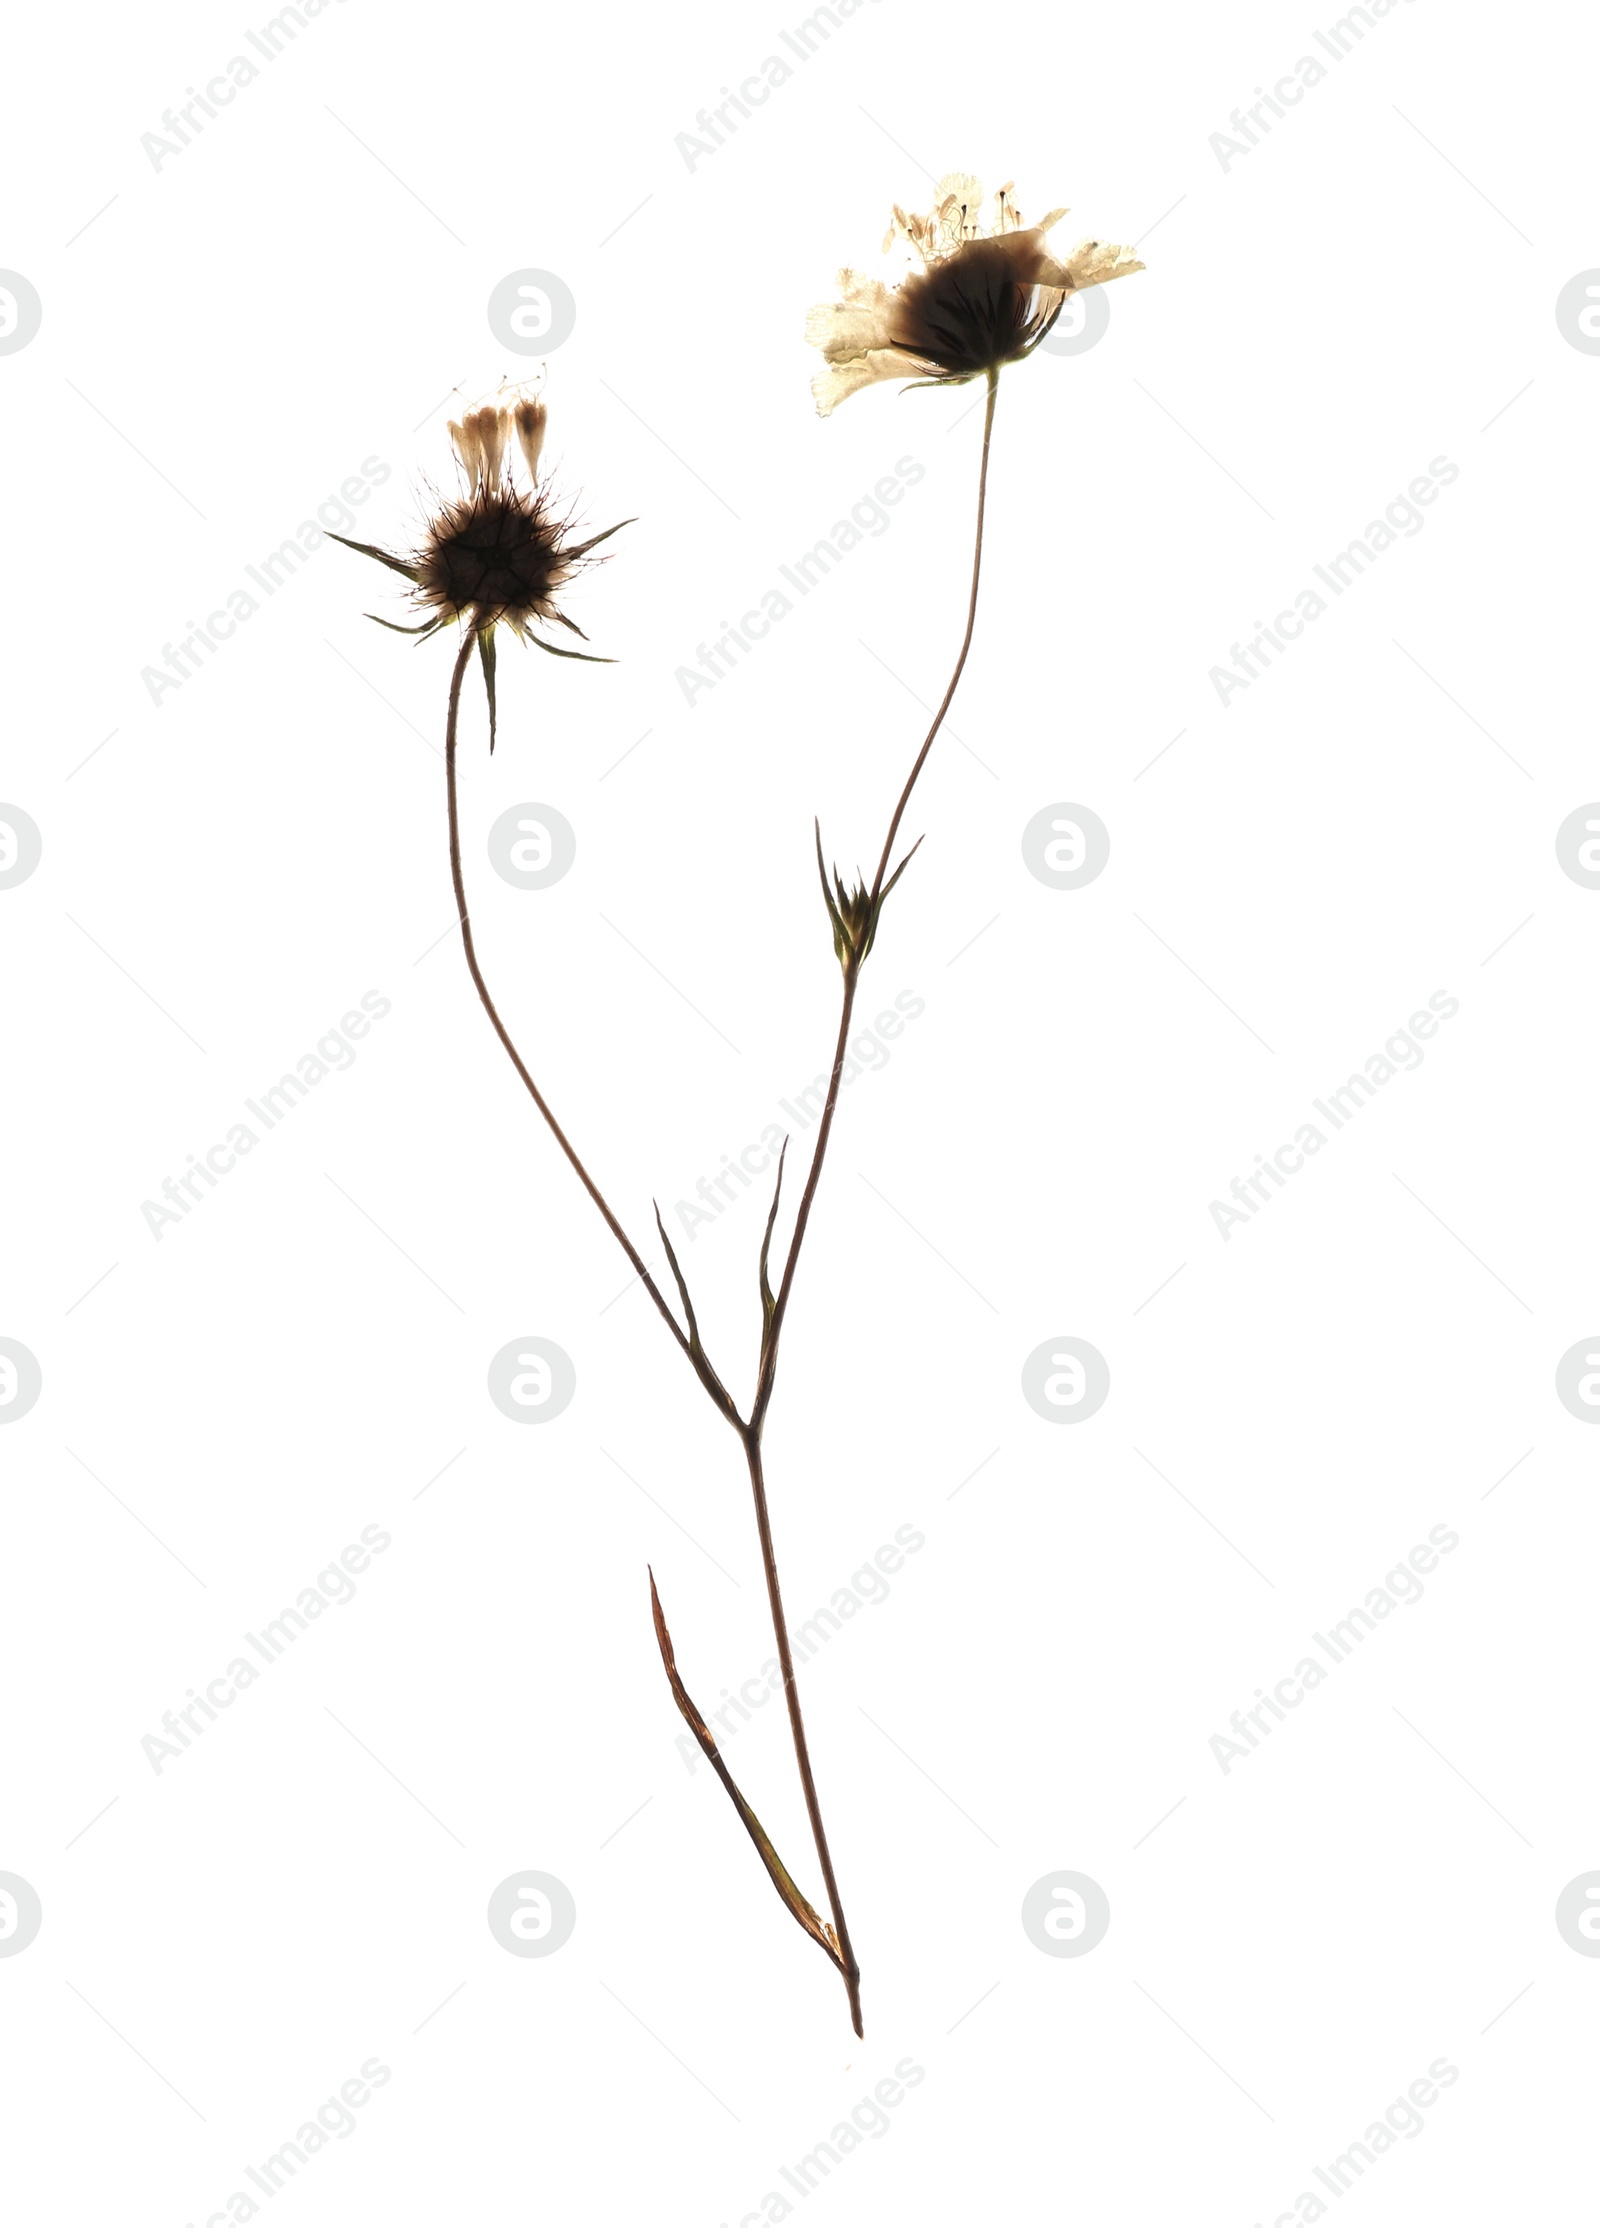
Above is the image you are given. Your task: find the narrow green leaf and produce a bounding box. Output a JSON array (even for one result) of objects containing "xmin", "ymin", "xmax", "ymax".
[
  {"xmin": 878, "ymin": 833, "xmax": 925, "ymax": 905},
  {"xmin": 864, "ymin": 833, "xmax": 925, "ymax": 958},
  {"xmin": 528, "ymin": 633, "xmax": 616, "ymax": 664},
  {"xmin": 814, "ymin": 819, "xmax": 846, "ymax": 949},
  {"xmin": 478, "ymin": 625, "xmax": 498, "ymax": 753},
  {"xmin": 365, "ymin": 612, "xmax": 442, "ymax": 636},
  {"xmin": 758, "ymin": 1138, "xmax": 789, "ymax": 1336}
]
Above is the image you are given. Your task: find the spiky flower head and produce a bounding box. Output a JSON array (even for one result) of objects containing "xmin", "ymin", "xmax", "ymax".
[
  {"xmin": 815, "ymin": 821, "xmax": 922, "ymax": 973},
  {"xmin": 330, "ymin": 384, "xmax": 629, "ymax": 747},
  {"xmin": 806, "ymin": 174, "xmax": 1143, "ymax": 416}
]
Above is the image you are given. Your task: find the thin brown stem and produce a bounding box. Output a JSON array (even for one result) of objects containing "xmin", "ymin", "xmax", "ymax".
[
  {"xmin": 726, "ymin": 369, "xmax": 1000, "ymax": 2030},
  {"xmin": 442, "ymin": 353, "xmax": 999, "ymax": 2041},
  {"xmin": 752, "ymin": 365, "xmax": 1000, "ymax": 1435},
  {"xmin": 867, "ymin": 365, "xmax": 1000, "ymax": 911},
  {"xmin": 442, "ymin": 625, "xmax": 740, "ymax": 1430},
  {"xmin": 741, "ymin": 1426, "xmax": 863, "ymax": 2035},
  {"xmin": 750, "ymin": 968, "xmax": 858, "ymax": 1433}
]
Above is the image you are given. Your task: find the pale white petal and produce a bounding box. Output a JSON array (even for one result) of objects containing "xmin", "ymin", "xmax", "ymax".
[
  {"xmin": 1036, "ymin": 239, "xmax": 1145, "ymax": 292},
  {"xmin": 811, "ymin": 349, "xmax": 911, "ymax": 418},
  {"xmin": 932, "ymin": 171, "xmax": 985, "ymax": 240},
  {"xmin": 449, "ymin": 414, "xmax": 483, "ymax": 486},
  {"xmin": 475, "ymin": 404, "xmax": 507, "ymax": 488},
  {"xmin": 804, "ymin": 274, "xmax": 899, "ymax": 362}
]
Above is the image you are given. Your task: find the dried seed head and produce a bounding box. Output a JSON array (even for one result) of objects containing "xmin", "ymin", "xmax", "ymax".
[
  {"xmin": 413, "ymin": 389, "xmax": 607, "ymax": 636},
  {"xmin": 329, "ymin": 384, "xmax": 631, "ymax": 747},
  {"xmin": 415, "ymin": 481, "xmax": 575, "ymax": 634}
]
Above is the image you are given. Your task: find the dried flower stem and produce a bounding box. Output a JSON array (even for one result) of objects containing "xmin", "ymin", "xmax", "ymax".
[
  {"xmin": 437, "ymin": 363, "xmax": 1000, "ymax": 2039},
  {"xmin": 739, "ymin": 1425, "xmax": 863, "ymax": 2032},
  {"xmin": 730, "ymin": 367, "xmax": 999, "ymax": 2033},
  {"xmin": 442, "ymin": 629, "xmax": 740, "ymax": 1433},
  {"xmin": 750, "ymin": 365, "xmax": 1000, "ymax": 1436}
]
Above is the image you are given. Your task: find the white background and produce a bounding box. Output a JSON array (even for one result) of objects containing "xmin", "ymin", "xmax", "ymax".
[{"xmin": 3, "ymin": 0, "xmax": 1598, "ymax": 2221}]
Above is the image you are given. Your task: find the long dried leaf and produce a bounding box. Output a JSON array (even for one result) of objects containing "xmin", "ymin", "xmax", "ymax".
[
  {"xmin": 814, "ymin": 819, "xmax": 846, "ymax": 949},
  {"xmin": 528, "ymin": 632, "xmax": 616, "ymax": 664},
  {"xmin": 864, "ymin": 833, "xmax": 925, "ymax": 959},
  {"xmin": 758, "ymin": 1138, "xmax": 788, "ymax": 1337},
  {"xmin": 479, "ymin": 625, "xmax": 498, "ymax": 753},
  {"xmin": 365, "ymin": 612, "xmax": 444, "ymax": 637},
  {"xmin": 326, "ymin": 531, "xmax": 423, "ymax": 583},
  {"xmin": 649, "ymin": 1569, "xmax": 843, "ymax": 1973},
  {"xmin": 653, "ymin": 1200, "xmax": 701, "ymax": 1353},
  {"xmin": 566, "ymin": 516, "xmax": 636, "ymax": 560}
]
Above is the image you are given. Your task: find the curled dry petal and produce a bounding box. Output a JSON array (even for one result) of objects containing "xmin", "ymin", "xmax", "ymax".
[
  {"xmin": 513, "ymin": 396, "xmax": 547, "ymax": 482},
  {"xmin": 448, "ymin": 410, "xmax": 484, "ymax": 486},
  {"xmin": 473, "ymin": 403, "xmax": 506, "ymax": 489}
]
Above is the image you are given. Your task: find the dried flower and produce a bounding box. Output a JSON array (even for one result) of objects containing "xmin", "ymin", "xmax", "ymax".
[
  {"xmin": 815, "ymin": 821, "xmax": 921, "ymax": 971},
  {"xmin": 806, "ymin": 173, "xmax": 1143, "ymax": 415},
  {"xmin": 330, "ymin": 385, "xmax": 629, "ymax": 746}
]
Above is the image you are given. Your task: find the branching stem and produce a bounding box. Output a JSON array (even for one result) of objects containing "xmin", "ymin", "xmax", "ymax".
[
  {"xmin": 751, "ymin": 365, "xmax": 1001, "ymax": 1436},
  {"xmin": 442, "ymin": 628, "xmax": 740, "ymax": 1430},
  {"xmin": 437, "ymin": 364, "xmax": 1000, "ymax": 2037}
]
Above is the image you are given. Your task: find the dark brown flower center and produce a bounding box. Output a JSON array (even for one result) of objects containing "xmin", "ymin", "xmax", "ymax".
[
  {"xmin": 892, "ymin": 233, "xmax": 1057, "ymax": 379},
  {"xmin": 424, "ymin": 490, "xmax": 566, "ymax": 615}
]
